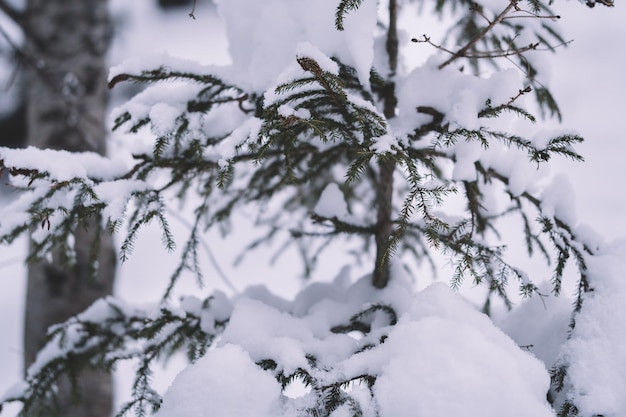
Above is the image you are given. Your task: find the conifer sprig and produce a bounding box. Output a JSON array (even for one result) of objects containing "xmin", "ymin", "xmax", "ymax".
[
  {"xmin": 335, "ymin": 0, "xmax": 364, "ymax": 31},
  {"xmin": 254, "ymin": 302, "xmax": 399, "ymax": 417},
  {"xmin": 108, "ymin": 68, "xmax": 243, "ymax": 92},
  {"xmin": 2, "ymin": 296, "xmax": 230, "ymax": 417}
]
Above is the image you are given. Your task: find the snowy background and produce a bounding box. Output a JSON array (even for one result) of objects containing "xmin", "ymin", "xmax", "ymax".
[{"xmin": 0, "ymin": 0, "xmax": 624, "ymax": 415}]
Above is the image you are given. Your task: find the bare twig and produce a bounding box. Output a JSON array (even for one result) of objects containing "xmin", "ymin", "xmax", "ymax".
[
  {"xmin": 469, "ymin": 2, "xmax": 493, "ymax": 25},
  {"xmin": 507, "ymin": 86, "xmax": 532, "ymax": 106},
  {"xmin": 189, "ymin": 0, "xmax": 198, "ymax": 19},
  {"xmin": 414, "ymin": 32, "xmax": 571, "ymax": 75},
  {"xmin": 500, "ymin": 39, "xmax": 571, "ymax": 94},
  {"xmin": 461, "ymin": 42, "xmax": 540, "ymax": 59},
  {"xmin": 411, "ymin": 35, "xmax": 456, "ymax": 56},
  {"xmin": 502, "ymin": 12, "xmax": 560, "ymax": 20},
  {"xmin": 438, "ymin": 0, "xmax": 519, "ymax": 70}
]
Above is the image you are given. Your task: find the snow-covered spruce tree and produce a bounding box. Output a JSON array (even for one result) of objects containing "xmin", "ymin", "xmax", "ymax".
[{"xmin": 0, "ymin": 0, "xmax": 622, "ymax": 417}]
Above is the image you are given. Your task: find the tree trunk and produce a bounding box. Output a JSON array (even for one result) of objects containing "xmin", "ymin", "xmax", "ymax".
[
  {"xmin": 372, "ymin": 0, "xmax": 398, "ymax": 289},
  {"xmin": 22, "ymin": 1, "xmax": 115, "ymax": 416}
]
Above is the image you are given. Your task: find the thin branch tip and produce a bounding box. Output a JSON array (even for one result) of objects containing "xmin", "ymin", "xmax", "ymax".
[{"xmin": 189, "ymin": 0, "xmax": 198, "ymax": 19}]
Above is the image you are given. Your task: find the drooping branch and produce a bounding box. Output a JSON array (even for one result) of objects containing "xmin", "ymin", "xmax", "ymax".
[{"xmin": 310, "ymin": 213, "xmax": 376, "ymax": 235}]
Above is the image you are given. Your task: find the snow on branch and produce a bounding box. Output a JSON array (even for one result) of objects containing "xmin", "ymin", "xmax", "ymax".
[
  {"xmin": 153, "ymin": 279, "xmax": 555, "ymax": 417},
  {"xmin": 1, "ymin": 293, "xmax": 231, "ymax": 417},
  {"xmin": 2, "ymin": 275, "xmax": 554, "ymax": 417}
]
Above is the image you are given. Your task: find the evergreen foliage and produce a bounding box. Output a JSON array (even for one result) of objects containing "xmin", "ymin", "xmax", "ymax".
[{"xmin": 0, "ymin": 0, "xmax": 618, "ymax": 416}]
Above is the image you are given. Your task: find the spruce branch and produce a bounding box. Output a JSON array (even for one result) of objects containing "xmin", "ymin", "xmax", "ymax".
[
  {"xmin": 330, "ymin": 303, "xmax": 398, "ymax": 334},
  {"xmin": 310, "ymin": 213, "xmax": 375, "ymax": 235},
  {"xmin": 335, "ymin": 0, "xmax": 363, "ymax": 31},
  {"xmin": 478, "ymin": 97, "xmax": 536, "ymax": 122},
  {"xmin": 475, "ymin": 164, "xmax": 592, "ymax": 310},
  {"xmin": 3, "ymin": 295, "xmax": 230, "ymax": 417},
  {"xmin": 585, "ymin": 0, "xmax": 614, "ymax": 7},
  {"xmin": 108, "ymin": 68, "xmax": 242, "ymax": 92},
  {"xmin": 166, "ymin": 207, "xmax": 239, "ymax": 294},
  {"xmin": 162, "ymin": 197, "xmax": 210, "ymax": 301},
  {"xmin": 381, "ymin": 154, "xmax": 455, "ymax": 273}
]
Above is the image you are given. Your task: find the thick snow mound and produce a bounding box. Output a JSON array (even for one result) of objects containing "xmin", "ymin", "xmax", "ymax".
[
  {"xmin": 156, "ymin": 344, "xmax": 282, "ymax": 417},
  {"xmin": 156, "ymin": 279, "xmax": 554, "ymax": 417},
  {"xmin": 213, "ymin": 0, "xmax": 377, "ymax": 91},
  {"xmin": 342, "ymin": 284, "xmax": 553, "ymax": 417},
  {"xmin": 556, "ymin": 240, "xmax": 626, "ymax": 416}
]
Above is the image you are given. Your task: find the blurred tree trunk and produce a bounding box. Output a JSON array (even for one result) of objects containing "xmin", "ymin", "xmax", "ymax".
[{"xmin": 22, "ymin": 1, "xmax": 116, "ymax": 416}]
